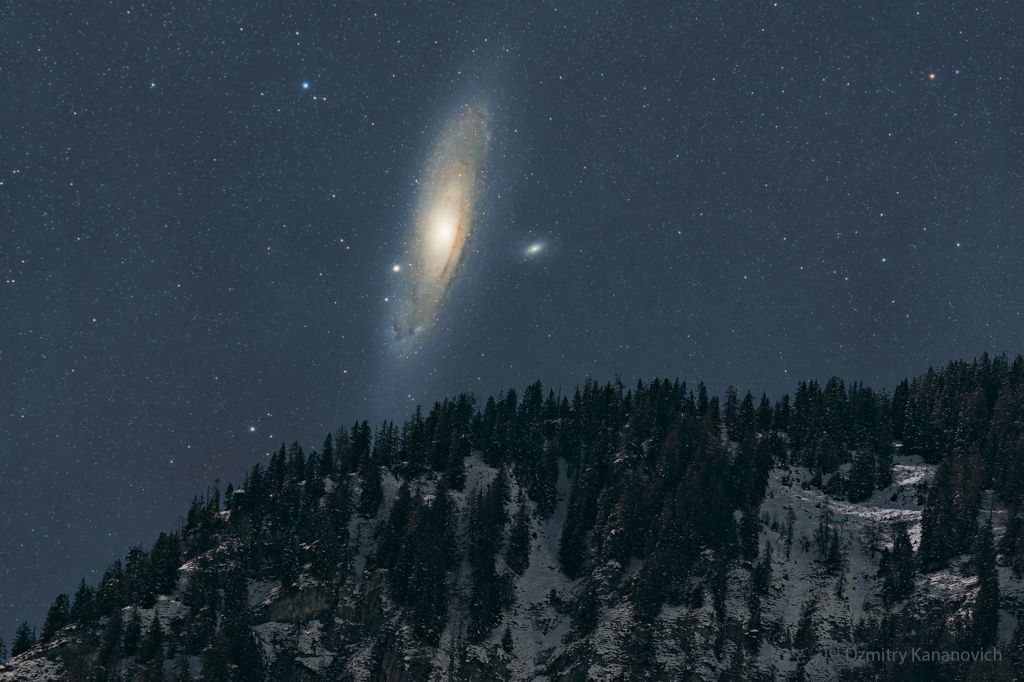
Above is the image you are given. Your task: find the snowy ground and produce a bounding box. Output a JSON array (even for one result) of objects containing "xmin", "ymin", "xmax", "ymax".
[
  {"xmin": 427, "ymin": 453, "xmax": 577, "ymax": 681},
  {"xmin": 4, "ymin": 453, "xmax": 1021, "ymax": 682},
  {"xmin": 753, "ymin": 455, "xmax": 1023, "ymax": 679},
  {"xmin": 753, "ymin": 457, "xmax": 934, "ymax": 678},
  {"xmin": 0, "ymin": 650, "xmax": 63, "ymax": 682}
]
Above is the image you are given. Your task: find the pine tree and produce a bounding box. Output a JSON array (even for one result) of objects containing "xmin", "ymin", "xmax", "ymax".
[
  {"xmin": 358, "ymin": 459, "xmax": 384, "ymax": 518},
  {"xmin": 739, "ymin": 507, "xmax": 760, "ymax": 561},
  {"xmin": 466, "ymin": 478, "xmax": 511, "ymax": 641},
  {"xmin": 875, "ymin": 443, "xmax": 894, "ymax": 488},
  {"xmin": 559, "ymin": 469, "xmax": 590, "ymax": 578},
  {"xmin": 443, "ymin": 436, "xmax": 468, "ymax": 491},
  {"xmin": 124, "ymin": 608, "xmax": 143, "ymax": 656},
  {"xmin": 223, "ymin": 482, "xmax": 235, "ymax": 512},
  {"xmin": 279, "ymin": 534, "xmax": 301, "ymax": 587},
  {"xmin": 350, "ymin": 421, "xmax": 372, "ymax": 473},
  {"xmin": 151, "ymin": 533, "xmax": 183, "ymax": 596},
  {"xmin": 219, "ymin": 565, "xmax": 264, "ymax": 677},
  {"xmin": 971, "ymin": 519, "xmax": 1000, "ymax": 648},
  {"xmin": 68, "ymin": 579, "xmax": 96, "ymax": 624},
  {"xmin": 710, "ymin": 557, "xmax": 730, "ymax": 623},
  {"xmin": 862, "ymin": 520, "xmax": 883, "ymax": 558},
  {"xmin": 793, "ymin": 599, "xmax": 817, "ymax": 662},
  {"xmin": 40, "ymin": 593, "xmax": 70, "ymax": 641},
  {"xmin": 889, "ymin": 520, "xmax": 912, "ymax": 583},
  {"xmin": 400, "ymin": 483, "xmax": 457, "ymax": 643},
  {"xmin": 320, "ymin": 432, "xmax": 336, "ymax": 478},
  {"xmin": 532, "ymin": 446, "xmax": 560, "ymax": 518},
  {"xmin": 1000, "ymin": 492, "xmax": 1024, "ymax": 579},
  {"xmin": 10, "ymin": 621, "xmax": 35, "ymax": 657},
  {"xmin": 506, "ymin": 499, "xmax": 531, "ymax": 575},
  {"xmin": 918, "ymin": 461, "xmax": 958, "ymax": 570},
  {"xmin": 824, "ymin": 528, "xmax": 844, "ymax": 575},
  {"xmin": 847, "ymin": 449, "xmax": 877, "ymax": 502},
  {"xmin": 724, "ymin": 387, "xmax": 739, "ymax": 436},
  {"xmin": 756, "ymin": 393, "xmax": 773, "ymax": 432},
  {"xmin": 633, "ymin": 552, "xmax": 668, "ymax": 621},
  {"xmin": 736, "ymin": 391, "xmax": 756, "ymax": 441},
  {"xmin": 374, "ymin": 484, "xmax": 412, "ymax": 571},
  {"xmin": 93, "ymin": 611, "xmax": 123, "ymax": 678},
  {"xmin": 286, "ymin": 443, "xmax": 305, "ymax": 484},
  {"xmin": 697, "ymin": 382, "xmax": 710, "ymax": 416},
  {"xmin": 835, "ymin": 553, "xmax": 848, "ymax": 597},
  {"xmin": 139, "ymin": 613, "xmax": 163, "ymax": 663},
  {"xmin": 813, "ymin": 504, "xmax": 833, "ymax": 558},
  {"xmin": 752, "ymin": 541, "xmax": 772, "ymax": 595},
  {"xmin": 312, "ymin": 479, "xmax": 352, "ymax": 582},
  {"xmin": 879, "ymin": 520, "xmax": 915, "ymax": 602}
]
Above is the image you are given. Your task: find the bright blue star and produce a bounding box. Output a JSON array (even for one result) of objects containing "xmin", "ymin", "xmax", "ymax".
[{"xmin": 301, "ymin": 81, "xmax": 310, "ymax": 90}]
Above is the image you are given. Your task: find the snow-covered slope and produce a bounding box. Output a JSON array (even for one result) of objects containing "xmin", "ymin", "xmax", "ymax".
[{"xmin": 2, "ymin": 454, "xmax": 1021, "ymax": 681}]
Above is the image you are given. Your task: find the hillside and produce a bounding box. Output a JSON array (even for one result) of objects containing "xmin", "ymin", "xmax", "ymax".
[{"xmin": 2, "ymin": 355, "xmax": 1024, "ymax": 681}]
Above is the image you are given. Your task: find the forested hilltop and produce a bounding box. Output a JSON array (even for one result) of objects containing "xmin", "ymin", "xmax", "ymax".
[{"xmin": 2, "ymin": 354, "xmax": 1024, "ymax": 681}]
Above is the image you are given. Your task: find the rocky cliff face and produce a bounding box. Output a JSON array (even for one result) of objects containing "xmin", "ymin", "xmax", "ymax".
[{"xmin": 2, "ymin": 452, "xmax": 1021, "ymax": 681}]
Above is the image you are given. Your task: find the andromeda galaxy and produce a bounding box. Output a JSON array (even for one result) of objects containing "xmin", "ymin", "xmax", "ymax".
[{"xmin": 390, "ymin": 104, "xmax": 491, "ymax": 354}]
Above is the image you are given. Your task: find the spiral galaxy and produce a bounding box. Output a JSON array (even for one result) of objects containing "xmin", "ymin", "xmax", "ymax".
[{"xmin": 390, "ymin": 104, "xmax": 491, "ymax": 355}]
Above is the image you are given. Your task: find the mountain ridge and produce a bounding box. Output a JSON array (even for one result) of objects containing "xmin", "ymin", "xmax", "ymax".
[{"xmin": 3, "ymin": 355, "xmax": 1024, "ymax": 681}]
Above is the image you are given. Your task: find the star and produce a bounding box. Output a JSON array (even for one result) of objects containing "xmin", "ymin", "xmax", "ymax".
[{"xmin": 301, "ymin": 81, "xmax": 310, "ymax": 90}]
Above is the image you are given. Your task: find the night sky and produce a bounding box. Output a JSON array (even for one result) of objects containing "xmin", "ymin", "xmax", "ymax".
[{"xmin": 2, "ymin": 1, "xmax": 1021, "ymax": 636}]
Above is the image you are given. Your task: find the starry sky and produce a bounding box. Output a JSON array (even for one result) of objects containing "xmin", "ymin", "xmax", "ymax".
[{"xmin": 2, "ymin": 0, "xmax": 1022, "ymax": 636}]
